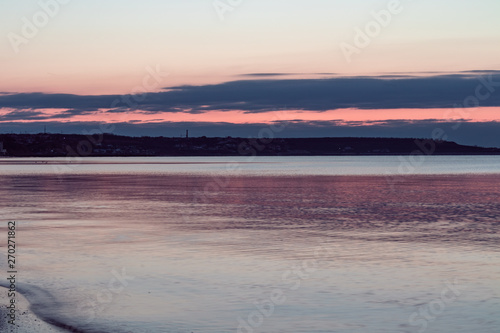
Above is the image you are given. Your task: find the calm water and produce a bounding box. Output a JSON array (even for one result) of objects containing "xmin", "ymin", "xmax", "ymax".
[{"xmin": 0, "ymin": 156, "xmax": 499, "ymax": 333}]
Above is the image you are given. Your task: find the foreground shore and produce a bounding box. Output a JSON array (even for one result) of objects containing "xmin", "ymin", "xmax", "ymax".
[{"xmin": 1, "ymin": 287, "xmax": 66, "ymax": 333}]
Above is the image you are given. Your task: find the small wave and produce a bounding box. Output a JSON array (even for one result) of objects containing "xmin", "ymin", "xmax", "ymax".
[{"xmin": 0, "ymin": 282, "xmax": 127, "ymax": 333}]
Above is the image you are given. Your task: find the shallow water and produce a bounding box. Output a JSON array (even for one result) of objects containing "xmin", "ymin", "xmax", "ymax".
[
  {"xmin": 0, "ymin": 157, "xmax": 499, "ymax": 332},
  {"xmin": 1, "ymin": 155, "xmax": 500, "ymax": 176}
]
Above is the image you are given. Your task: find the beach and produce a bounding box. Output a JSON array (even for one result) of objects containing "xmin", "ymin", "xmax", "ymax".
[{"xmin": 0, "ymin": 286, "xmax": 66, "ymax": 333}]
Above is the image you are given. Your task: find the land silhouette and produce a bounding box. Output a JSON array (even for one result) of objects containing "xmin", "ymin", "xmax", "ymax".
[{"xmin": 0, "ymin": 133, "xmax": 499, "ymax": 157}]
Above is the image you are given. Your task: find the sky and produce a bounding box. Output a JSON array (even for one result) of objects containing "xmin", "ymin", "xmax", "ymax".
[{"xmin": 1, "ymin": 0, "xmax": 500, "ymax": 146}]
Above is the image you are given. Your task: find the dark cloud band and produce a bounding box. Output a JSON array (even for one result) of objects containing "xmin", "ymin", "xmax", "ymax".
[{"xmin": 1, "ymin": 72, "xmax": 499, "ymax": 115}]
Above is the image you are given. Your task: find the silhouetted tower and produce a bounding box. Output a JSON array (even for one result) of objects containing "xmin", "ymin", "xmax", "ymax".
[{"xmin": 186, "ymin": 130, "xmax": 189, "ymax": 139}]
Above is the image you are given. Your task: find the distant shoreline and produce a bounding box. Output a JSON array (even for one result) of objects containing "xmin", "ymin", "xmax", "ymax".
[{"xmin": 1, "ymin": 133, "xmax": 499, "ymax": 157}]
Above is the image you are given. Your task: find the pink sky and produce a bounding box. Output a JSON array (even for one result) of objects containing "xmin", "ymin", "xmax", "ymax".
[
  {"xmin": 2, "ymin": 107, "xmax": 498, "ymax": 125},
  {"xmin": 1, "ymin": 0, "xmax": 499, "ymax": 145}
]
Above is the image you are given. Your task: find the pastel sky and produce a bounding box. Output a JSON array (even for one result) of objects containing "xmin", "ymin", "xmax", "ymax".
[{"xmin": 1, "ymin": 0, "xmax": 500, "ymax": 146}]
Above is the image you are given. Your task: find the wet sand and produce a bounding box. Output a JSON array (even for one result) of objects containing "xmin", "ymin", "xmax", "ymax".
[{"xmin": 0, "ymin": 287, "xmax": 66, "ymax": 333}]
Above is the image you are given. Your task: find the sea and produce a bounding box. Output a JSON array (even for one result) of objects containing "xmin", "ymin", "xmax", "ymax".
[{"xmin": 0, "ymin": 156, "xmax": 499, "ymax": 333}]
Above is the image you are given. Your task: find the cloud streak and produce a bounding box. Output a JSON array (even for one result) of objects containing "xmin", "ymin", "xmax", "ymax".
[{"xmin": 1, "ymin": 73, "xmax": 499, "ymax": 116}]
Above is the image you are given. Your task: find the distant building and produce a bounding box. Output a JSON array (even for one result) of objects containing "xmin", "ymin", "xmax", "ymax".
[{"xmin": 0, "ymin": 142, "xmax": 7, "ymax": 156}]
